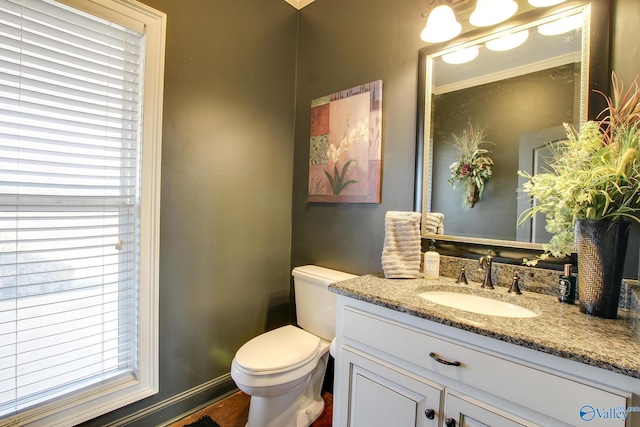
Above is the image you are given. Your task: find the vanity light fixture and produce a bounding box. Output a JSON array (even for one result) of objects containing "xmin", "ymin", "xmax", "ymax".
[
  {"xmin": 537, "ymin": 13, "xmax": 583, "ymax": 35},
  {"xmin": 485, "ymin": 29, "xmax": 529, "ymax": 51},
  {"xmin": 442, "ymin": 46, "xmax": 479, "ymax": 64},
  {"xmin": 420, "ymin": 5, "xmax": 462, "ymax": 43},
  {"xmin": 469, "ymin": 0, "xmax": 518, "ymax": 27},
  {"xmin": 528, "ymin": 0, "xmax": 567, "ymax": 6}
]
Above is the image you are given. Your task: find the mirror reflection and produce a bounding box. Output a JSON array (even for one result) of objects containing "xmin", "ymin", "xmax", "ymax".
[{"xmin": 421, "ymin": 5, "xmax": 589, "ymax": 248}]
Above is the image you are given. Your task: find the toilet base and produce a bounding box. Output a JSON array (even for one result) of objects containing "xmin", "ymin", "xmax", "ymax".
[
  {"xmin": 294, "ymin": 394, "xmax": 325, "ymax": 427},
  {"xmin": 244, "ymin": 353, "xmax": 329, "ymax": 427}
]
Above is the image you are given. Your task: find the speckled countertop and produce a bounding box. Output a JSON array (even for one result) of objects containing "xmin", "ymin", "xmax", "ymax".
[{"xmin": 329, "ymin": 273, "xmax": 640, "ymax": 379}]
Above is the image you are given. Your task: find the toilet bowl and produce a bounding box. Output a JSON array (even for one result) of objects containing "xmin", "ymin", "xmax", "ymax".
[
  {"xmin": 231, "ymin": 325, "xmax": 330, "ymax": 427},
  {"xmin": 230, "ymin": 265, "xmax": 356, "ymax": 427}
]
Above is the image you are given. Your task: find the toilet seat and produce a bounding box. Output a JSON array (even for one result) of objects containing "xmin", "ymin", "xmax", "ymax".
[{"xmin": 234, "ymin": 325, "xmax": 321, "ymax": 375}]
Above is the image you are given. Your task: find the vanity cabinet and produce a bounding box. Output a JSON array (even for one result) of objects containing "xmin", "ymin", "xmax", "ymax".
[
  {"xmin": 340, "ymin": 346, "xmax": 526, "ymax": 427},
  {"xmin": 333, "ymin": 297, "xmax": 634, "ymax": 427}
]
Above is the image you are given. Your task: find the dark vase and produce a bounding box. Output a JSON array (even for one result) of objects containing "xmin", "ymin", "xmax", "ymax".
[{"xmin": 575, "ymin": 219, "xmax": 630, "ymax": 319}]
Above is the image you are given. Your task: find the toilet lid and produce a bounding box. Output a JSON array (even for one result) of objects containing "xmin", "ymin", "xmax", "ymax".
[{"xmin": 235, "ymin": 325, "xmax": 320, "ymax": 373}]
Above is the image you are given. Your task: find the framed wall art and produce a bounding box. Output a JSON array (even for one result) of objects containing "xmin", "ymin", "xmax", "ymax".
[{"xmin": 308, "ymin": 80, "xmax": 382, "ymax": 203}]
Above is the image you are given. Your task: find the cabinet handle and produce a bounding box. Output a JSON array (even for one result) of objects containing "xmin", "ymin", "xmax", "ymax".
[
  {"xmin": 429, "ymin": 352, "xmax": 461, "ymax": 366},
  {"xmin": 445, "ymin": 417, "xmax": 456, "ymax": 427},
  {"xmin": 424, "ymin": 408, "xmax": 435, "ymax": 419}
]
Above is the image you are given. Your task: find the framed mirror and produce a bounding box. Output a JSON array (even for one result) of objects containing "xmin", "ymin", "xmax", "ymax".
[{"xmin": 416, "ymin": 0, "xmax": 611, "ymax": 250}]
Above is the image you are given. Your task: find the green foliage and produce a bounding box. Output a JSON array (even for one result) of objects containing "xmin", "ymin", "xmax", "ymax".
[
  {"xmin": 518, "ymin": 73, "xmax": 640, "ymax": 261},
  {"xmin": 325, "ymin": 159, "xmax": 358, "ymax": 195}
]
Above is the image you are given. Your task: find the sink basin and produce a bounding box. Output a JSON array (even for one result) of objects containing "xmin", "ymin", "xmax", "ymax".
[{"xmin": 418, "ymin": 291, "xmax": 538, "ymax": 318}]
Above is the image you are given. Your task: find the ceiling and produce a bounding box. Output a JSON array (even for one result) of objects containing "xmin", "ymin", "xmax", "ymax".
[{"xmin": 284, "ymin": 0, "xmax": 316, "ymax": 9}]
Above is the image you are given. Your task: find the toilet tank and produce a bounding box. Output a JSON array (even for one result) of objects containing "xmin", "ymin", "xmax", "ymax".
[{"xmin": 292, "ymin": 265, "xmax": 356, "ymax": 341}]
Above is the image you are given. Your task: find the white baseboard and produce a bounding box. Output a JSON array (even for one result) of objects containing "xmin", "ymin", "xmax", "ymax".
[{"xmin": 105, "ymin": 374, "xmax": 236, "ymax": 427}]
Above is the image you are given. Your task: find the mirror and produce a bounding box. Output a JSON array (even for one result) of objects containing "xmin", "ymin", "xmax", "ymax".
[{"xmin": 416, "ymin": 0, "xmax": 611, "ymax": 250}]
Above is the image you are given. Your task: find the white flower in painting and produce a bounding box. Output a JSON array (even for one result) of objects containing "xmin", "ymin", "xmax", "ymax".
[
  {"xmin": 349, "ymin": 121, "xmax": 368, "ymax": 145},
  {"xmin": 327, "ymin": 120, "xmax": 368, "ymax": 163},
  {"xmin": 327, "ymin": 135, "xmax": 349, "ymax": 164},
  {"xmin": 324, "ymin": 118, "xmax": 368, "ymax": 195},
  {"xmin": 327, "ymin": 143, "xmax": 343, "ymax": 163}
]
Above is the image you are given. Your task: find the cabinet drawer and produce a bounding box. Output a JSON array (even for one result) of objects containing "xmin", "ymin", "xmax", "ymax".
[{"xmin": 342, "ymin": 307, "xmax": 629, "ymax": 426}]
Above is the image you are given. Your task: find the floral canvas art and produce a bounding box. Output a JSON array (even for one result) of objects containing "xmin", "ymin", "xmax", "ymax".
[{"xmin": 308, "ymin": 80, "xmax": 382, "ymax": 203}]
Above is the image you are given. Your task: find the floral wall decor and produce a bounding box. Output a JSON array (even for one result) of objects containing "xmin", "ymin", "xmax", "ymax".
[
  {"xmin": 308, "ymin": 80, "xmax": 382, "ymax": 203},
  {"xmin": 448, "ymin": 123, "xmax": 494, "ymax": 209}
]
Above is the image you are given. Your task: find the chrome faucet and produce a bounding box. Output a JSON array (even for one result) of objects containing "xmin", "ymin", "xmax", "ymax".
[{"xmin": 478, "ymin": 253, "xmax": 494, "ymax": 289}]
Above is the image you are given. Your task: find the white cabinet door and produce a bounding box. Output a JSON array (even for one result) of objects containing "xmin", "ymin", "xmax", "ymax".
[
  {"xmin": 443, "ymin": 391, "xmax": 531, "ymax": 427},
  {"xmin": 344, "ymin": 349, "xmax": 442, "ymax": 427}
]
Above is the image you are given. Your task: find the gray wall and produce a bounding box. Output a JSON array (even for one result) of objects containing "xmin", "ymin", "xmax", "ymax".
[
  {"xmin": 82, "ymin": 0, "xmax": 298, "ymax": 425},
  {"xmin": 612, "ymin": 0, "xmax": 640, "ymax": 84},
  {"xmin": 155, "ymin": 0, "xmax": 298, "ymax": 403},
  {"xmin": 291, "ymin": 0, "xmax": 426, "ymax": 275}
]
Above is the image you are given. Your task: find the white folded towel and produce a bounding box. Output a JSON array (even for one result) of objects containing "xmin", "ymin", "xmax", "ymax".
[
  {"xmin": 381, "ymin": 211, "xmax": 422, "ymax": 278},
  {"xmin": 424, "ymin": 212, "xmax": 445, "ymax": 235}
]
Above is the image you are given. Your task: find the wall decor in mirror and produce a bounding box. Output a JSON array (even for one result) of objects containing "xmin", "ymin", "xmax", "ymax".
[{"xmin": 416, "ymin": 0, "xmax": 611, "ymax": 250}]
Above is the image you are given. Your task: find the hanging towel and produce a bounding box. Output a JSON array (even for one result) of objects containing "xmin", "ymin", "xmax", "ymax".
[{"xmin": 381, "ymin": 211, "xmax": 422, "ymax": 278}]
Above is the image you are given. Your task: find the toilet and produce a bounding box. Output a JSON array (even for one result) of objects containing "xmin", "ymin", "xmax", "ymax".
[{"xmin": 231, "ymin": 265, "xmax": 356, "ymax": 427}]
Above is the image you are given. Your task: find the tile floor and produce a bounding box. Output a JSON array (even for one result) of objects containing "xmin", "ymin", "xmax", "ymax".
[{"xmin": 171, "ymin": 391, "xmax": 332, "ymax": 427}]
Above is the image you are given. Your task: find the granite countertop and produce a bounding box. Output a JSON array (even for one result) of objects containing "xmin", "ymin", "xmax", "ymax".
[{"xmin": 329, "ymin": 273, "xmax": 640, "ymax": 379}]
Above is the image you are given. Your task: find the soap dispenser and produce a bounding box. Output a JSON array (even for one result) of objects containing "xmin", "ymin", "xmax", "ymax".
[
  {"xmin": 423, "ymin": 239, "xmax": 440, "ymax": 280},
  {"xmin": 558, "ymin": 263, "xmax": 576, "ymax": 304}
]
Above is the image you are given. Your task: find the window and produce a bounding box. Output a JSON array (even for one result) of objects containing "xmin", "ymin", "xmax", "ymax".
[{"xmin": 0, "ymin": 0, "xmax": 165, "ymax": 424}]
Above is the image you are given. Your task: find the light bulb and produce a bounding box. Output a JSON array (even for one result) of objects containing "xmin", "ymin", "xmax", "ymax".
[
  {"xmin": 469, "ymin": 0, "xmax": 518, "ymax": 27},
  {"xmin": 420, "ymin": 5, "xmax": 462, "ymax": 43},
  {"xmin": 442, "ymin": 46, "xmax": 480, "ymax": 64},
  {"xmin": 486, "ymin": 30, "xmax": 529, "ymax": 51}
]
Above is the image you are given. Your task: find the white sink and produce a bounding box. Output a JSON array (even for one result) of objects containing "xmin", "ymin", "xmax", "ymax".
[{"xmin": 418, "ymin": 291, "xmax": 538, "ymax": 318}]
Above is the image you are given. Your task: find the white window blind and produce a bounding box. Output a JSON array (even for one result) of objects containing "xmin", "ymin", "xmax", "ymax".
[{"xmin": 0, "ymin": 0, "xmax": 145, "ymax": 419}]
